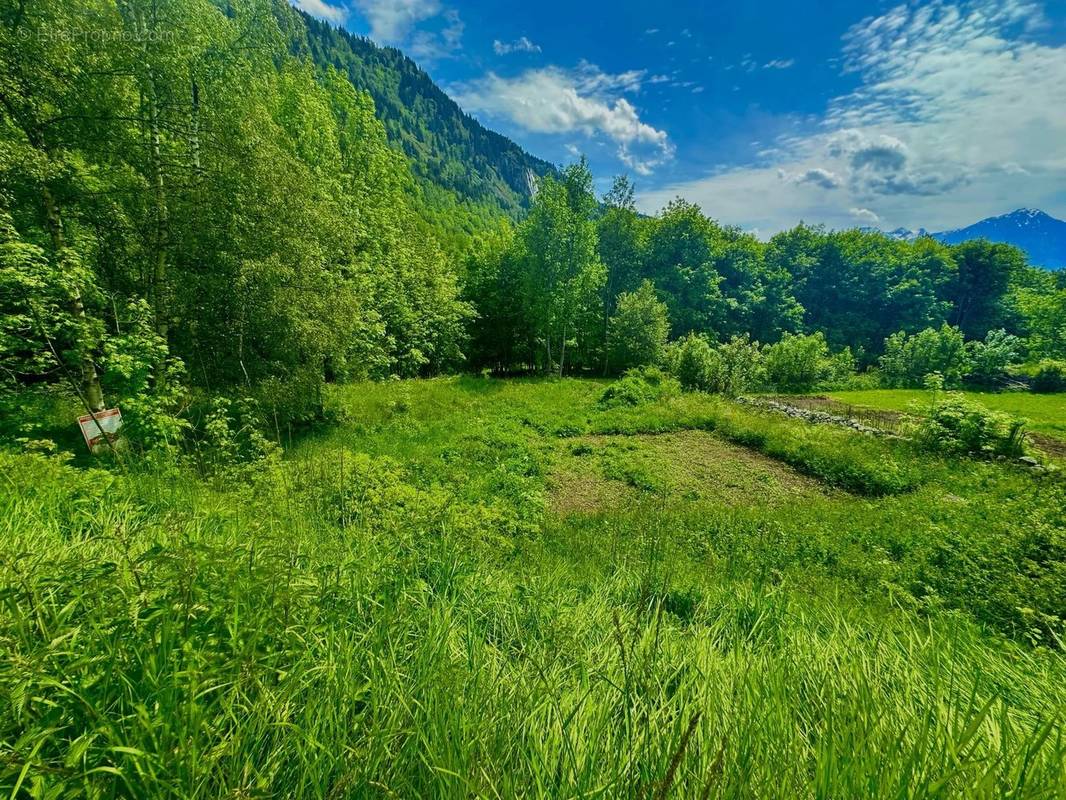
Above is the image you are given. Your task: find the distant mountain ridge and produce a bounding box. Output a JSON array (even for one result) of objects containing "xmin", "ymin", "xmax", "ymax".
[
  {"xmin": 290, "ymin": 10, "xmax": 556, "ymax": 217},
  {"xmin": 865, "ymin": 209, "xmax": 1066, "ymax": 270}
]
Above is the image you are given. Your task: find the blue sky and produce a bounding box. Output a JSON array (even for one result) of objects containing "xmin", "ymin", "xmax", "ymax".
[{"xmin": 294, "ymin": 0, "xmax": 1066, "ymax": 236}]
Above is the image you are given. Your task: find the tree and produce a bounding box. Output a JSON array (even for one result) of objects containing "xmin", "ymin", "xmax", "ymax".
[
  {"xmin": 607, "ymin": 281, "xmax": 670, "ymax": 373},
  {"xmin": 597, "ymin": 175, "xmax": 645, "ymax": 371},
  {"xmin": 946, "ymin": 240, "xmax": 1026, "ymax": 340},
  {"xmin": 517, "ymin": 160, "xmax": 604, "ymax": 375},
  {"xmin": 642, "ymin": 199, "xmax": 728, "ymax": 338}
]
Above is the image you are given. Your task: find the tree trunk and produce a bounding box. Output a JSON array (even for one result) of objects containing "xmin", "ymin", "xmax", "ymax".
[
  {"xmin": 147, "ymin": 73, "xmax": 169, "ymax": 345},
  {"xmin": 558, "ymin": 324, "xmax": 567, "ymax": 377},
  {"xmin": 42, "ymin": 186, "xmax": 105, "ymax": 411},
  {"xmin": 189, "ymin": 79, "xmax": 202, "ymax": 177}
]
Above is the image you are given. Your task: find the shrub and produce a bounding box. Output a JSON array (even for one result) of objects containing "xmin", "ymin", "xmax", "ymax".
[
  {"xmin": 715, "ymin": 335, "xmax": 764, "ymax": 396},
  {"xmin": 665, "ymin": 333, "xmax": 762, "ymax": 396},
  {"xmin": 763, "ymin": 332, "xmax": 853, "ymax": 393},
  {"xmin": 880, "ymin": 324, "xmax": 970, "ymax": 387},
  {"xmin": 665, "ymin": 333, "xmax": 718, "ymax": 393},
  {"xmin": 965, "ymin": 329, "xmax": 1021, "ymax": 386},
  {"xmin": 607, "ymin": 280, "xmax": 670, "ymax": 373},
  {"xmin": 911, "ymin": 387, "xmax": 1027, "ymax": 458},
  {"xmin": 599, "ymin": 366, "xmax": 680, "ymax": 408},
  {"xmin": 102, "ymin": 300, "xmax": 189, "ymax": 452},
  {"xmin": 198, "ymin": 396, "xmax": 281, "ymax": 481},
  {"xmin": 1030, "ymin": 360, "xmax": 1066, "ymax": 393}
]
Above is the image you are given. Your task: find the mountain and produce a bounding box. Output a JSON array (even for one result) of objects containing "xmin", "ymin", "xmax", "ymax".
[
  {"xmin": 933, "ymin": 208, "xmax": 1066, "ymax": 270},
  {"xmin": 289, "ymin": 10, "xmax": 555, "ymax": 218},
  {"xmin": 861, "ymin": 209, "xmax": 1066, "ymax": 269}
]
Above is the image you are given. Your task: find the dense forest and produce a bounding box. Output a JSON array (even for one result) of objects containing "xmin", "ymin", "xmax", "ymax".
[{"xmin": 1, "ymin": 0, "xmax": 1065, "ymax": 450}]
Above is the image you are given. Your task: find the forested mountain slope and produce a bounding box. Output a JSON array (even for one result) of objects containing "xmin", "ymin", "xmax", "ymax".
[{"xmin": 290, "ymin": 10, "xmax": 556, "ymax": 218}]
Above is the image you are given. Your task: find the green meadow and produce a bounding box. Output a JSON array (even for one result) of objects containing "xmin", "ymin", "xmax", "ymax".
[{"xmin": 3, "ymin": 378, "xmax": 1064, "ymax": 798}]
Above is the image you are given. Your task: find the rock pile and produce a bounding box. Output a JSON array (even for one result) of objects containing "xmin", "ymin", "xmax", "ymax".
[{"xmin": 736, "ymin": 397, "xmax": 892, "ymax": 437}]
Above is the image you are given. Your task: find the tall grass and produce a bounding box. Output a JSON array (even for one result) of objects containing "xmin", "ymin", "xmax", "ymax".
[{"xmin": 2, "ymin": 378, "xmax": 1065, "ymax": 797}]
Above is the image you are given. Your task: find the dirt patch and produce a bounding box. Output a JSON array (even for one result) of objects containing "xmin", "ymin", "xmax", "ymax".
[
  {"xmin": 766, "ymin": 395, "xmax": 908, "ymax": 433},
  {"xmin": 549, "ymin": 430, "xmax": 835, "ymax": 516},
  {"xmin": 547, "ymin": 466, "xmax": 637, "ymax": 516},
  {"xmin": 1030, "ymin": 433, "xmax": 1066, "ymax": 460}
]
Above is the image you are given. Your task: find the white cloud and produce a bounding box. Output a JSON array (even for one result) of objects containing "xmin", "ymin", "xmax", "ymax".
[
  {"xmin": 291, "ymin": 0, "xmax": 347, "ymax": 24},
  {"xmin": 353, "ymin": 0, "xmax": 438, "ymax": 41},
  {"xmin": 637, "ymin": 0, "xmax": 1066, "ymax": 233},
  {"xmin": 763, "ymin": 58, "xmax": 795, "ymax": 69},
  {"xmin": 850, "ymin": 207, "xmax": 881, "ymax": 225},
  {"xmin": 452, "ymin": 62, "xmax": 673, "ymax": 175},
  {"xmin": 779, "ymin": 167, "xmax": 843, "ymax": 190},
  {"xmin": 494, "ymin": 36, "xmax": 541, "ymax": 55},
  {"xmin": 408, "ymin": 9, "xmax": 463, "ymax": 60},
  {"xmin": 352, "ymin": 0, "xmax": 463, "ymax": 59}
]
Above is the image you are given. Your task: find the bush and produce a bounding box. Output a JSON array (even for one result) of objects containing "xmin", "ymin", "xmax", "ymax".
[
  {"xmin": 665, "ymin": 333, "xmax": 762, "ymax": 396},
  {"xmin": 607, "ymin": 280, "xmax": 670, "ymax": 373},
  {"xmin": 102, "ymin": 300, "xmax": 189, "ymax": 452},
  {"xmin": 880, "ymin": 324, "xmax": 970, "ymax": 387},
  {"xmin": 911, "ymin": 387, "xmax": 1027, "ymax": 458},
  {"xmin": 762, "ymin": 332, "xmax": 853, "ymax": 393},
  {"xmin": 715, "ymin": 335, "xmax": 764, "ymax": 396},
  {"xmin": 198, "ymin": 396, "xmax": 281, "ymax": 481},
  {"xmin": 965, "ymin": 329, "xmax": 1021, "ymax": 387},
  {"xmin": 599, "ymin": 366, "xmax": 681, "ymax": 408},
  {"xmin": 1030, "ymin": 360, "xmax": 1066, "ymax": 393},
  {"xmin": 665, "ymin": 333, "xmax": 717, "ymax": 393}
]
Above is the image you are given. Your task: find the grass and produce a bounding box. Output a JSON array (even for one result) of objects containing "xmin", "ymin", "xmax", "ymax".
[
  {"xmin": 2, "ymin": 377, "xmax": 1065, "ymax": 797},
  {"xmin": 828, "ymin": 388, "xmax": 1066, "ymax": 442}
]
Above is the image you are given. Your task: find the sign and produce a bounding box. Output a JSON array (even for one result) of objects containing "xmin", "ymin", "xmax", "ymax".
[{"xmin": 77, "ymin": 408, "xmax": 122, "ymax": 454}]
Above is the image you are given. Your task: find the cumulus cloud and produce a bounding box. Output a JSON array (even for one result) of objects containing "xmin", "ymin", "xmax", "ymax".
[
  {"xmin": 637, "ymin": 0, "xmax": 1066, "ymax": 233},
  {"xmin": 290, "ymin": 0, "xmax": 347, "ymax": 24},
  {"xmin": 850, "ymin": 207, "xmax": 881, "ymax": 225},
  {"xmin": 494, "ymin": 36, "xmax": 541, "ymax": 55},
  {"xmin": 452, "ymin": 62, "xmax": 673, "ymax": 175}
]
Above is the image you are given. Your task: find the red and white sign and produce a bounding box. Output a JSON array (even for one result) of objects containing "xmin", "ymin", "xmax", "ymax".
[{"xmin": 77, "ymin": 408, "xmax": 122, "ymax": 453}]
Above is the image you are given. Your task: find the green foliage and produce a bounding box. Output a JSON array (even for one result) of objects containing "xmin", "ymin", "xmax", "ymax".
[
  {"xmin": 763, "ymin": 331, "xmax": 853, "ymax": 392},
  {"xmin": 965, "ymin": 328, "xmax": 1022, "ymax": 386},
  {"xmin": 607, "ymin": 280, "xmax": 670, "ymax": 373},
  {"xmin": 665, "ymin": 332, "xmax": 717, "ymax": 392},
  {"xmin": 911, "ymin": 385, "xmax": 1027, "ymax": 458},
  {"xmin": 101, "ymin": 301, "xmax": 189, "ymax": 451},
  {"xmin": 1030, "ymin": 360, "xmax": 1066, "ymax": 393},
  {"xmin": 199, "ymin": 396, "xmax": 280, "ymax": 481},
  {"xmin": 945, "ymin": 240, "xmax": 1026, "ymax": 340},
  {"xmin": 664, "ymin": 333, "xmax": 763, "ymax": 396},
  {"xmin": 768, "ymin": 227, "xmax": 954, "ymax": 362},
  {"xmin": 1013, "ymin": 273, "xmax": 1066, "ymax": 360},
  {"xmin": 297, "ymin": 12, "xmax": 554, "ymax": 217},
  {"xmin": 880, "ymin": 324, "xmax": 970, "ymax": 387},
  {"xmin": 599, "ymin": 366, "xmax": 680, "ymax": 408}
]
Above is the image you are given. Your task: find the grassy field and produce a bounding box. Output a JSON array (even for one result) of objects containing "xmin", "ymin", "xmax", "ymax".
[
  {"xmin": 2, "ymin": 377, "xmax": 1065, "ymax": 797},
  {"xmin": 827, "ymin": 389, "xmax": 1066, "ymax": 442}
]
